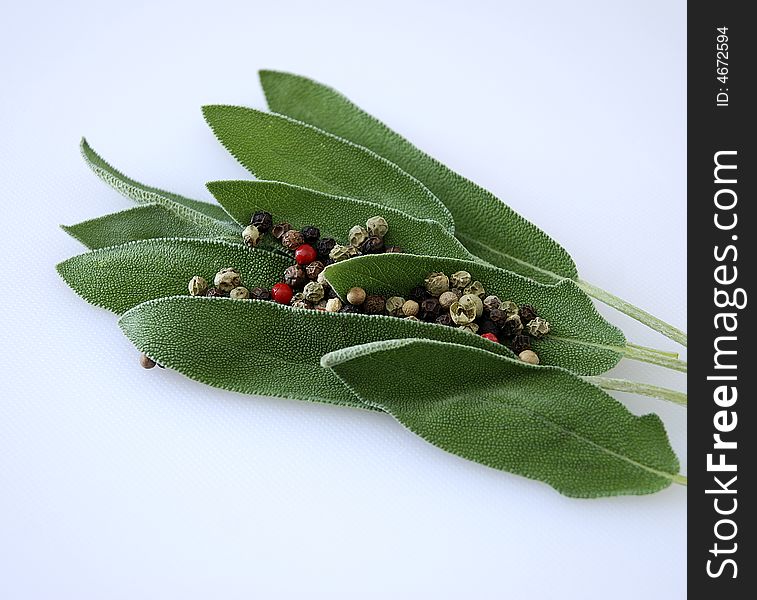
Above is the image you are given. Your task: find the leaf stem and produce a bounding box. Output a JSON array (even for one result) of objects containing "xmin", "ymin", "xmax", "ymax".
[
  {"xmin": 583, "ymin": 376, "xmax": 686, "ymax": 406},
  {"xmin": 673, "ymin": 474, "xmax": 688, "ymax": 486},
  {"xmin": 626, "ymin": 342, "xmax": 679, "ymax": 360},
  {"xmin": 576, "ymin": 278, "xmax": 687, "ymax": 347},
  {"xmin": 622, "ymin": 344, "xmax": 687, "ymax": 373}
]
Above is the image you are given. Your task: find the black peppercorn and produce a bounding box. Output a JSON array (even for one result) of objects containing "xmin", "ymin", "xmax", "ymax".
[
  {"xmin": 250, "ymin": 287, "xmax": 271, "ymax": 301},
  {"xmin": 408, "ymin": 285, "xmax": 430, "ymax": 304},
  {"xmin": 478, "ymin": 318, "xmax": 499, "ymax": 335},
  {"xmin": 360, "ymin": 235, "xmax": 385, "ymax": 254},
  {"xmin": 501, "ymin": 315, "xmax": 523, "ymax": 337},
  {"xmin": 339, "ymin": 303, "xmax": 362, "ymax": 314},
  {"xmin": 419, "ymin": 297, "xmax": 441, "ymax": 321},
  {"xmin": 251, "ymin": 211, "xmax": 273, "ymax": 233},
  {"xmin": 284, "ymin": 265, "xmax": 307, "ymax": 288},
  {"xmin": 271, "ymin": 222, "xmax": 292, "ymax": 240},
  {"xmin": 305, "ymin": 260, "xmax": 325, "ymax": 280},
  {"xmin": 488, "ymin": 308, "xmax": 508, "ymax": 326},
  {"xmin": 316, "ymin": 237, "xmax": 337, "ymax": 261},
  {"xmin": 326, "ymin": 287, "xmax": 339, "ymax": 299},
  {"xmin": 519, "ymin": 304, "xmax": 538, "ymax": 324},
  {"xmin": 511, "ymin": 334, "xmax": 532, "ymax": 354},
  {"xmin": 300, "ymin": 225, "xmax": 321, "ymax": 244},
  {"xmin": 363, "ymin": 295, "xmax": 386, "ymax": 315},
  {"xmin": 385, "ymin": 245, "xmax": 403, "ymax": 253},
  {"xmin": 435, "ymin": 313, "xmax": 454, "ymax": 327}
]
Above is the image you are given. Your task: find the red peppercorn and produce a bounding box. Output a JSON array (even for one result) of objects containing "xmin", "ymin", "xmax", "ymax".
[
  {"xmin": 294, "ymin": 244, "xmax": 318, "ymax": 265},
  {"xmin": 481, "ymin": 333, "xmax": 499, "ymax": 344},
  {"xmin": 271, "ymin": 282, "xmax": 293, "ymax": 304}
]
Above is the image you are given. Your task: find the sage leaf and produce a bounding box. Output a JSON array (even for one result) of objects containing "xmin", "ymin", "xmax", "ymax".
[
  {"xmin": 81, "ymin": 138, "xmax": 237, "ymax": 236},
  {"xmin": 118, "ymin": 297, "xmax": 516, "ymax": 409},
  {"xmin": 322, "ymin": 338, "xmax": 682, "ymax": 497},
  {"xmin": 62, "ymin": 204, "xmax": 218, "ymax": 249},
  {"xmin": 323, "ymin": 253, "xmax": 626, "ymax": 376},
  {"xmin": 57, "ymin": 238, "xmax": 291, "ymax": 314},
  {"xmin": 206, "ymin": 180, "xmax": 476, "ymax": 261},
  {"xmin": 259, "ymin": 71, "xmax": 687, "ymax": 347},
  {"xmin": 201, "ymin": 106, "xmax": 454, "ymax": 230}
]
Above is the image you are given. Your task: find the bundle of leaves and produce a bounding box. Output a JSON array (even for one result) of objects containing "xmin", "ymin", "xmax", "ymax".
[{"xmin": 58, "ymin": 71, "xmax": 686, "ymax": 498}]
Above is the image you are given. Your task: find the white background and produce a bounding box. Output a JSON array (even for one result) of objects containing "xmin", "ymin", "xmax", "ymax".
[{"xmin": 0, "ymin": 1, "xmax": 686, "ymax": 598}]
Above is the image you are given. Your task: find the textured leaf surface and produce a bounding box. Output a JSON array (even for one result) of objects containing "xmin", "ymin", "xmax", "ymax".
[
  {"xmin": 323, "ymin": 339, "xmax": 680, "ymax": 497},
  {"xmin": 323, "ymin": 253, "xmax": 625, "ymax": 375},
  {"xmin": 57, "ymin": 238, "xmax": 291, "ymax": 314},
  {"xmin": 207, "ymin": 180, "xmax": 476, "ymax": 261},
  {"xmin": 62, "ymin": 204, "xmax": 222, "ymax": 249},
  {"xmin": 118, "ymin": 298, "xmax": 516, "ymax": 409},
  {"xmin": 81, "ymin": 138, "xmax": 237, "ymax": 234},
  {"xmin": 201, "ymin": 106, "xmax": 454, "ymax": 230},
  {"xmin": 260, "ymin": 70, "xmax": 576, "ymax": 283}
]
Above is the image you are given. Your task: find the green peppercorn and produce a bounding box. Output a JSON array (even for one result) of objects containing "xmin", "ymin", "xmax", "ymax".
[
  {"xmin": 424, "ymin": 272, "xmax": 450, "ymax": 297},
  {"xmin": 501, "ymin": 314, "xmax": 523, "ymax": 336},
  {"xmin": 483, "ymin": 295, "xmax": 501, "ymax": 313},
  {"xmin": 346, "ymin": 287, "xmax": 366, "ymax": 305},
  {"xmin": 519, "ymin": 350, "xmax": 540, "ymax": 365},
  {"xmin": 242, "ymin": 224, "xmax": 262, "ymax": 247},
  {"xmin": 205, "ymin": 287, "xmax": 226, "ymax": 297},
  {"xmin": 519, "ymin": 304, "xmax": 538, "ymax": 324},
  {"xmin": 325, "ymin": 298, "xmax": 343, "ymax": 313},
  {"xmin": 300, "ymin": 225, "xmax": 320, "ymax": 244},
  {"xmin": 450, "ymin": 301, "xmax": 476, "ymax": 325},
  {"xmin": 438, "ymin": 291, "xmax": 457, "ymax": 309},
  {"xmin": 366, "ymin": 216, "xmax": 389, "ymax": 238},
  {"xmin": 360, "ymin": 236, "xmax": 385, "ymax": 254},
  {"xmin": 511, "ymin": 335, "xmax": 532, "ymax": 354},
  {"xmin": 306, "ymin": 261, "xmax": 325, "ymax": 280},
  {"xmin": 527, "ymin": 317, "xmax": 550, "ymax": 338},
  {"xmin": 271, "ymin": 222, "xmax": 292, "ymax": 240},
  {"xmin": 229, "ymin": 286, "xmax": 249, "ymax": 300},
  {"xmin": 458, "ymin": 323, "xmax": 479, "ymax": 334},
  {"xmin": 435, "ymin": 313, "xmax": 454, "ymax": 327},
  {"xmin": 284, "ymin": 265, "xmax": 307, "ymax": 288},
  {"xmin": 291, "ymin": 299, "xmax": 313, "ymax": 310},
  {"xmin": 459, "ymin": 293, "xmax": 483, "ymax": 318},
  {"xmin": 348, "ymin": 225, "xmax": 369, "ymax": 247},
  {"xmin": 282, "ymin": 230, "xmax": 305, "ymax": 249},
  {"xmin": 302, "ymin": 281, "xmax": 325, "ymax": 302},
  {"xmin": 402, "ymin": 299, "xmax": 419, "ymax": 317},
  {"xmin": 340, "ymin": 303, "xmax": 361, "ymax": 314},
  {"xmin": 363, "ymin": 295, "xmax": 386, "ymax": 314},
  {"xmin": 251, "ymin": 211, "xmax": 273, "ymax": 233},
  {"xmin": 250, "ymin": 287, "xmax": 271, "ymax": 301},
  {"xmin": 214, "ymin": 267, "xmax": 241, "ymax": 292},
  {"xmin": 329, "ymin": 244, "xmax": 360, "ymax": 262},
  {"xmin": 385, "ymin": 296, "xmax": 405, "ymax": 316},
  {"xmin": 188, "ymin": 275, "xmax": 208, "ymax": 297},
  {"xmin": 500, "ymin": 300, "xmax": 519, "ymax": 317},
  {"xmin": 450, "ymin": 270, "xmax": 472, "ymax": 289},
  {"xmin": 463, "ymin": 280, "xmax": 485, "ymax": 299}
]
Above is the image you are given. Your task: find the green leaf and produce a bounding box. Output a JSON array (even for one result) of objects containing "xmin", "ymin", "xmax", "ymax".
[
  {"xmin": 259, "ymin": 70, "xmax": 576, "ymax": 283},
  {"xmin": 57, "ymin": 238, "xmax": 292, "ymax": 314},
  {"xmin": 323, "ymin": 253, "xmax": 625, "ymax": 376},
  {"xmin": 62, "ymin": 204, "xmax": 223, "ymax": 249},
  {"xmin": 201, "ymin": 106, "xmax": 454, "ymax": 231},
  {"xmin": 322, "ymin": 338, "xmax": 681, "ymax": 497},
  {"xmin": 206, "ymin": 180, "xmax": 476, "ymax": 261},
  {"xmin": 81, "ymin": 138, "xmax": 237, "ymax": 235},
  {"xmin": 118, "ymin": 297, "xmax": 517, "ymax": 410}
]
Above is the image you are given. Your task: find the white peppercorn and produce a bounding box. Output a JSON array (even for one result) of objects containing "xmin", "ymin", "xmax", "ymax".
[
  {"xmin": 366, "ymin": 216, "xmax": 389, "ymax": 238},
  {"xmin": 424, "ymin": 272, "xmax": 450, "ymax": 297},
  {"xmin": 402, "ymin": 299, "xmax": 419, "ymax": 317},
  {"xmin": 230, "ymin": 286, "xmax": 250, "ymax": 300},
  {"xmin": 325, "ymin": 298, "xmax": 343, "ymax": 313},
  {"xmin": 214, "ymin": 268, "xmax": 241, "ymax": 292},
  {"xmin": 346, "ymin": 287, "xmax": 367, "ymax": 305},
  {"xmin": 438, "ymin": 291, "xmax": 457, "ymax": 309},
  {"xmin": 188, "ymin": 276, "xmax": 208, "ymax": 296},
  {"xmin": 519, "ymin": 350, "xmax": 540, "ymax": 365},
  {"xmin": 242, "ymin": 224, "xmax": 262, "ymax": 247}
]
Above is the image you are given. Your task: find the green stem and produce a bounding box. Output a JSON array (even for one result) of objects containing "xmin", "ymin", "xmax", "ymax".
[
  {"xmin": 622, "ymin": 344, "xmax": 687, "ymax": 373},
  {"xmin": 577, "ymin": 278, "xmax": 687, "ymax": 348},
  {"xmin": 673, "ymin": 474, "xmax": 688, "ymax": 486},
  {"xmin": 584, "ymin": 376, "xmax": 686, "ymax": 407},
  {"xmin": 626, "ymin": 342, "xmax": 679, "ymax": 360}
]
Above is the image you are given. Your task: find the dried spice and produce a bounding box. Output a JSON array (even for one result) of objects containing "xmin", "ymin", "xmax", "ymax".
[
  {"xmin": 438, "ymin": 291, "xmax": 457, "ymax": 309},
  {"xmin": 302, "ymin": 281, "xmax": 325, "ymax": 303},
  {"xmin": 230, "ymin": 286, "xmax": 250, "ymax": 300},
  {"xmin": 435, "ymin": 313, "xmax": 454, "ymax": 327},
  {"xmin": 408, "ymin": 285, "xmax": 429, "ymax": 303},
  {"xmin": 329, "ymin": 244, "xmax": 359, "ymax": 262},
  {"xmin": 360, "ymin": 236, "xmax": 385, "ymax": 254},
  {"xmin": 346, "ymin": 287, "xmax": 366, "ymax": 306},
  {"xmin": 306, "ymin": 261, "xmax": 325, "ymax": 280},
  {"xmin": 348, "ymin": 225, "xmax": 369, "ymax": 247},
  {"xmin": 214, "ymin": 267, "xmax": 241, "ymax": 292},
  {"xmin": 250, "ymin": 287, "xmax": 271, "ymax": 301},
  {"xmin": 459, "ymin": 293, "xmax": 483, "ymax": 317},
  {"xmin": 271, "ymin": 222, "xmax": 292, "ymax": 240},
  {"xmin": 339, "ymin": 303, "xmax": 361, "ymax": 314},
  {"xmin": 483, "ymin": 295, "xmax": 501, "ymax": 313},
  {"xmin": 282, "ymin": 229, "xmax": 305, "ymax": 249},
  {"xmin": 519, "ymin": 304, "xmax": 538, "ymax": 324},
  {"xmin": 511, "ymin": 335, "xmax": 532, "ymax": 354},
  {"xmin": 424, "ymin": 272, "xmax": 449, "ymax": 297},
  {"xmin": 242, "ymin": 224, "xmax": 262, "ymax": 247},
  {"xmin": 139, "ymin": 353, "xmax": 156, "ymax": 369},
  {"xmin": 385, "ymin": 296, "xmax": 405, "ymax": 316},
  {"xmin": 300, "ymin": 225, "xmax": 320, "ymax": 244},
  {"xmin": 527, "ymin": 316, "xmax": 551, "ymax": 338},
  {"xmin": 384, "ymin": 245, "xmax": 403, "ymax": 253},
  {"xmin": 458, "ymin": 323, "xmax": 479, "ymax": 334},
  {"xmin": 283, "ymin": 265, "xmax": 307, "ymax": 288},
  {"xmin": 519, "ymin": 350, "xmax": 540, "ymax": 365},
  {"xmin": 251, "ymin": 211, "xmax": 273, "ymax": 233},
  {"xmin": 477, "ymin": 318, "xmax": 498, "ymax": 335},
  {"xmin": 500, "ymin": 301, "xmax": 519, "ymax": 317},
  {"xmin": 450, "ymin": 301, "xmax": 475, "ymax": 325},
  {"xmin": 501, "ymin": 314, "xmax": 524, "ymax": 336},
  {"xmin": 325, "ymin": 298, "xmax": 343, "ymax": 313},
  {"xmin": 463, "ymin": 280, "xmax": 485, "ymax": 299},
  {"xmin": 294, "ymin": 244, "xmax": 318, "ymax": 265},
  {"xmin": 481, "ymin": 332, "xmax": 499, "ymax": 344},
  {"xmin": 270, "ymin": 282, "xmax": 293, "ymax": 305},
  {"xmin": 366, "ymin": 215, "xmax": 389, "ymax": 238},
  {"xmin": 363, "ymin": 295, "xmax": 386, "ymax": 315},
  {"xmin": 450, "ymin": 270, "xmax": 472, "ymax": 289},
  {"xmin": 419, "ymin": 297, "xmax": 441, "ymax": 321},
  {"xmin": 188, "ymin": 275, "xmax": 208, "ymax": 297},
  {"xmin": 316, "ymin": 237, "xmax": 337, "ymax": 260},
  {"xmin": 401, "ymin": 299, "xmax": 419, "ymax": 317},
  {"xmin": 205, "ymin": 287, "xmax": 226, "ymax": 298}
]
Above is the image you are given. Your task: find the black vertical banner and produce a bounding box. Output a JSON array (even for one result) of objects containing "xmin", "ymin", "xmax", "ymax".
[{"xmin": 689, "ymin": 2, "xmax": 754, "ymax": 595}]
